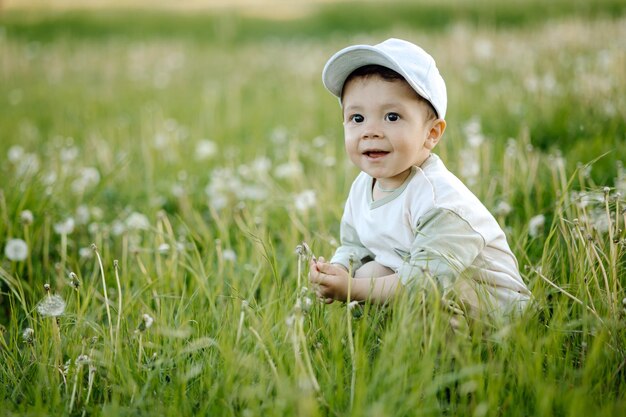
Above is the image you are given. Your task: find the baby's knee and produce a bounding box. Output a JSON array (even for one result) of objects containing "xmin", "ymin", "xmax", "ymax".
[{"xmin": 354, "ymin": 261, "xmax": 394, "ymax": 279}]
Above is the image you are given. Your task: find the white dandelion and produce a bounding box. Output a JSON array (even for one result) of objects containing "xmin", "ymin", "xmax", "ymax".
[
  {"xmin": 36, "ymin": 294, "xmax": 66, "ymax": 317},
  {"xmin": 528, "ymin": 214, "xmax": 546, "ymax": 238},
  {"xmin": 54, "ymin": 217, "xmax": 75, "ymax": 235},
  {"xmin": 20, "ymin": 210, "xmax": 34, "ymax": 225},
  {"xmin": 222, "ymin": 249, "xmax": 237, "ymax": 262},
  {"xmin": 137, "ymin": 313, "xmax": 154, "ymax": 332},
  {"xmin": 4, "ymin": 238, "xmax": 28, "ymax": 261},
  {"xmin": 22, "ymin": 327, "xmax": 34, "ymax": 344},
  {"xmin": 126, "ymin": 212, "xmax": 150, "ymax": 230},
  {"xmin": 494, "ymin": 201, "xmax": 512, "ymax": 217},
  {"xmin": 195, "ymin": 139, "xmax": 218, "ymax": 160},
  {"xmin": 274, "ymin": 161, "xmax": 303, "ymax": 179},
  {"xmin": 294, "ymin": 189, "xmax": 316, "ymax": 212}
]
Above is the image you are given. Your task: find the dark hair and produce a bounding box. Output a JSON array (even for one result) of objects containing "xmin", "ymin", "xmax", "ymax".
[{"xmin": 341, "ymin": 64, "xmax": 437, "ymax": 120}]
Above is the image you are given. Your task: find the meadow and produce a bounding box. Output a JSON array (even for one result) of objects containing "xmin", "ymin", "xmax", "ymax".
[{"xmin": 1, "ymin": 1, "xmax": 625, "ymax": 415}]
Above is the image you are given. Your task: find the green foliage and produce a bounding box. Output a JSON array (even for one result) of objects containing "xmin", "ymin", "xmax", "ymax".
[{"xmin": 0, "ymin": 5, "xmax": 625, "ymax": 416}]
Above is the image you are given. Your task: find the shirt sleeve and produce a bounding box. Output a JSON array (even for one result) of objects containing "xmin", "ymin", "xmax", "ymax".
[
  {"xmin": 330, "ymin": 197, "xmax": 375, "ymax": 273},
  {"xmin": 396, "ymin": 207, "xmax": 486, "ymax": 290}
]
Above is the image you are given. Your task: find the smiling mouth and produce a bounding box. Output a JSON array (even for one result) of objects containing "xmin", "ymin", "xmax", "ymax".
[{"xmin": 363, "ymin": 150, "xmax": 389, "ymax": 158}]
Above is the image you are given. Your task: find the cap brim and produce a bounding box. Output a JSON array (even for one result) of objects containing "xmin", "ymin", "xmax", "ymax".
[{"xmin": 322, "ymin": 45, "xmax": 430, "ymax": 101}]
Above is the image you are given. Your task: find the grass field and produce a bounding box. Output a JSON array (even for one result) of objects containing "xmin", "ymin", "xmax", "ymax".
[{"xmin": 1, "ymin": 2, "xmax": 625, "ymax": 416}]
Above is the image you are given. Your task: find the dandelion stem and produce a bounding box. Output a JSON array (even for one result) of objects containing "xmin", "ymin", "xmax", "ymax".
[
  {"xmin": 113, "ymin": 260, "xmax": 123, "ymax": 358},
  {"xmin": 82, "ymin": 364, "xmax": 95, "ymax": 417},
  {"xmin": 92, "ymin": 244, "xmax": 114, "ymax": 346}
]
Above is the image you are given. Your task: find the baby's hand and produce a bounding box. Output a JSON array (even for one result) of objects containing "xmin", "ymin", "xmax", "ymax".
[{"xmin": 309, "ymin": 257, "xmax": 351, "ymax": 303}]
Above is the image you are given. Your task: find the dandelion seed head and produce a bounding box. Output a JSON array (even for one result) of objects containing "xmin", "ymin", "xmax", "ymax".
[
  {"xmin": 494, "ymin": 201, "xmax": 512, "ymax": 217},
  {"xmin": 4, "ymin": 238, "xmax": 28, "ymax": 261},
  {"xmin": 43, "ymin": 283, "xmax": 50, "ymax": 292},
  {"xmin": 53, "ymin": 217, "xmax": 75, "ymax": 235},
  {"xmin": 75, "ymin": 354, "xmax": 91, "ymax": 366},
  {"xmin": 303, "ymin": 297, "xmax": 313, "ymax": 312},
  {"xmin": 76, "ymin": 205, "xmax": 90, "ymax": 224},
  {"xmin": 142, "ymin": 314, "xmax": 154, "ymax": 329},
  {"xmin": 69, "ymin": 272, "xmax": 80, "ymax": 289},
  {"xmin": 20, "ymin": 210, "xmax": 34, "ymax": 225},
  {"xmin": 36, "ymin": 294, "xmax": 66, "ymax": 317},
  {"xmin": 294, "ymin": 189, "xmax": 316, "ymax": 212},
  {"xmin": 274, "ymin": 161, "xmax": 303, "ymax": 179},
  {"xmin": 157, "ymin": 243, "xmax": 170, "ymax": 254},
  {"xmin": 79, "ymin": 247, "xmax": 93, "ymax": 259},
  {"xmin": 285, "ymin": 314, "xmax": 295, "ymax": 327},
  {"xmin": 7, "ymin": 145, "xmax": 24, "ymax": 163},
  {"xmin": 528, "ymin": 214, "xmax": 546, "ymax": 238},
  {"xmin": 126, "ymin": 212, "xmax": 150, "ymax": 230},
  {"xmin": 195, "ymin": 139, "xmax": 218, "ymax": 160}
]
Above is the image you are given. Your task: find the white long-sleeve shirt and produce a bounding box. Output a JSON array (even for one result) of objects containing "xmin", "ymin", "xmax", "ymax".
[{"xmin": 331, "ymin": 154, "xmax": 530, "ymax": 314}]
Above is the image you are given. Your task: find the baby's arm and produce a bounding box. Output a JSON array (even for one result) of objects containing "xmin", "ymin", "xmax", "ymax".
[
  {"xmin": 397, "ymin": 208, "xmax": 485, "ymax": 288},
  {"xmin": 309, "ymin": 258, "xmax": 401, "ymax": 304}
]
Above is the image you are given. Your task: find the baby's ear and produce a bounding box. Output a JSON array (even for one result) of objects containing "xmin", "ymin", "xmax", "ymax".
[{"xmin": 425, "ymin": 119, "xmax": 446, "ymax": 149}]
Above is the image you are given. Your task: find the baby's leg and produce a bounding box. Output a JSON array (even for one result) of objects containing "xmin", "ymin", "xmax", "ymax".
[{"xmin": 354, "ymin": 261, "xmax": 394, "ymax": 279}]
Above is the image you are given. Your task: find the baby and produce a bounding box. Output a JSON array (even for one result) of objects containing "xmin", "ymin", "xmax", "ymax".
[{"xmin": 309, "ymin": 38, "xmax": 530, "ymax": 318}]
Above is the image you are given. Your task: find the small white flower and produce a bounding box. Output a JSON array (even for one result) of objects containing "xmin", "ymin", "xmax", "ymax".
[
  {"xmin": 528, "ymin": 214, "xmax": 546, "ymax": 238},
  {"xmin": 195, "ymin": 139, "xmax": 218, "ymax": 160},
  {"xmin": 54, "ymin": 217, "xmax": 75, "ymax": 235},
  {"xmin": 4, "ymin": 238, "xmax": 28, "ymax": 261},
  {"xmin": 157, "ymin": 243, "xmax": 170, "ymax": 253},
  {"xmin": 222, "ymin": 249, "xmax": 237, "ymax": 262},
  {"xmin": 294, "ymin": 189, "xmax": 316, "ymax": 212},
  {"xmin": 36, "ymin": 294, "xmax": 66, "ymax": 317}
]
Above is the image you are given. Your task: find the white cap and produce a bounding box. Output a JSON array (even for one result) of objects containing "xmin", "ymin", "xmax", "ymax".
[{"xmin": 322, "ymin": 38, "xmax": 447, "ymax": 119}]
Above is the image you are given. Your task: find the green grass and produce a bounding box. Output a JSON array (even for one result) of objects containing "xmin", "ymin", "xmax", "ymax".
[{"xmin": 1, "ymin": 5, "xmax": 625, "ymax": 416}]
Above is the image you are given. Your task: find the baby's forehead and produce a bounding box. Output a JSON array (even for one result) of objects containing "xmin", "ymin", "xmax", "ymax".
[{"xmin": 341, "ymin": 75, "xmax": 426, "ymax": 105}]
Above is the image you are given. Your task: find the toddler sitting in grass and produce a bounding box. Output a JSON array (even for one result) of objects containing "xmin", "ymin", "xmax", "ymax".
[{"xmin": 309, "ymin": 38, "xmax": 530, "ymax": 319}]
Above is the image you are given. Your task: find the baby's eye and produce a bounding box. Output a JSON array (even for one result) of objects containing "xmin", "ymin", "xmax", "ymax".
[
  {"xmin": 350, "ymin": 114, "xmax": 364, "ymax": 123},
  {"xmin": 385, "ymin": 112, "xmax": 400, "ymax": 122}
]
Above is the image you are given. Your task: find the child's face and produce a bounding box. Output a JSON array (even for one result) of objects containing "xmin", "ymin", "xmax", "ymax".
[{"xmin": 342, "ymin": 75, "xmax": 441, "ymax": 189}]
